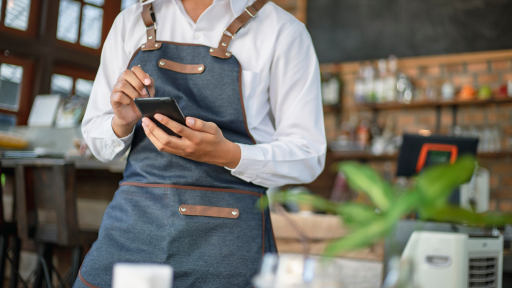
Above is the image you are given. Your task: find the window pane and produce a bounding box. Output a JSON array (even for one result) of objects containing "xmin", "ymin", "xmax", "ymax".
[
  {"xmin": 0, "ymin": 64, "xmax": 23, "ymax": 111},
  {"xmin": 5, "ymin": 0, "xmax": 31, "ymax": 31},
  {"xmin": 51, "ymin": 74, "xmax": 73, "ymax": 97},
  {"xmin": 57, "ymin": 0, "xmax": 81, "ymax": 44},
  {"xmin": 0, "ymin": 113, "xmax": 16, "ymax": 127},
  {"xmin": 121, "ymin": 0, "xmax": 138, "ymax": 11},
  {"xmin": 84, "ymin": 0, "xmax": 104, "ymax": 7},
  {"xmin": 80, "ymin": 5, "xmax": 103, "ymax": 49},
  {"xmin": 75, "ymin": 78, "xmax": 93, "ymax": 97}
]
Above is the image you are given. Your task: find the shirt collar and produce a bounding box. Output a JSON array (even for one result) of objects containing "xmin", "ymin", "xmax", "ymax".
[
  {"xmin": 144, "ymin": 0, "xmax": 250, "ymax": 17},
  {"xmin": 230, "ymin": 0, "xmax": 250, "ymax": 16}
]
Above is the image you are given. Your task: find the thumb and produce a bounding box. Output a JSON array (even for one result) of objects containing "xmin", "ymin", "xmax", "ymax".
[{"xmin": 186, "ymin": 117, "xmax": 217, "ymax": 134}]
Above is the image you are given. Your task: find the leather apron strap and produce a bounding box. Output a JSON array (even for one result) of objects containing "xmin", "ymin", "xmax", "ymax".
[
  {"xmin": 141, "ymin": 2, "xmax": 162, "ymax": 51},
  {"xmin": 210, "ymin": 0, "xmax": 269, "ymax": 59},
  {"xmin": 139, "ymin": 0, "xmax": 269, "ymax": 56}
]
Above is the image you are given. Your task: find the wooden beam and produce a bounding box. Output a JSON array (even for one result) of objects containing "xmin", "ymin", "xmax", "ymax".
[{"xmin": 321, "ymin": 49, "xmax": 512, "ymax": 75}]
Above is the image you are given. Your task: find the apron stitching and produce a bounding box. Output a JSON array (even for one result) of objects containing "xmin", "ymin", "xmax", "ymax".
[{"xmin": 79, "ymin": 268, "xmax": 101, "ymax": 288}]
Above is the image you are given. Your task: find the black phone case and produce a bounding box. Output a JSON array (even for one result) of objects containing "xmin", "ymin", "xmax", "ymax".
[{"xmin": 134, "ymin": 97, "xmax": 186, "ymax": 137}]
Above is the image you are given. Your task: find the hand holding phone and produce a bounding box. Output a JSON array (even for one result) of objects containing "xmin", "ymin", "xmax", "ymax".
[
  {"xmin": 134, "ymin": 97, "xmax": 186, "ymax": 137},
  {"xmin": 111, "ymin": 66, "xmax": 155, "ymax": 138}
]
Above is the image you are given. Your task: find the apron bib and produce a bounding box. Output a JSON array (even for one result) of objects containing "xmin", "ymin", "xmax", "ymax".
[{"xmin": 75, "ymin": 1, "xmax": 276, "ymax": 287}]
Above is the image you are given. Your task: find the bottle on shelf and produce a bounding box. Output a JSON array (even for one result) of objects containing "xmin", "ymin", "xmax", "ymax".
[
  {"xmin": 354, "ymin": 64, "xmax": 366, "ymax": 103},
  {"xmin": 375, "ymin": 59, "xmax": 387, "ymax": 103},
  {"xmin": 396, "ymin": 73, "xmax": 413, "ymax": 104},
  {"xmin": 321, "ymin": 71, "xmax": 342, "ymax": 106},
  {"xmin": 459, "ymin": 84, "xmax": 477, "ymax": 101},
  {"xmin": 357, "ymin": 120, "xmax": 370, "ymax": 150},
  {"xmin": 441, "ymin": 81, "xmax": 455, "ymax": 100},
  {"xmin": 384, "ymin": 55, "xmax": 398, "ymax": 102},
  {"xmin": 508, "ymin": 80, "xmax": 512, "ymax": 97},
  {"xmin": 363, "ymin": 62, "xmax": 376, "ymax": 102}
]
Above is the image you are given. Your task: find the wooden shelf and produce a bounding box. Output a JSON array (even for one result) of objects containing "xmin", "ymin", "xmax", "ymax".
[
  {"xmin": 331, "ymin": 150, "xmax": 512, "ymax": 161},
  {"xmin": 358, "ymin": 97, "xmax": 512, "ymax": 111}
]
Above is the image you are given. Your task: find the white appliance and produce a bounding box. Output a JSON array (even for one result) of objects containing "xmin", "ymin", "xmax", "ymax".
[
  {"xmin": 460, "ymin": 167, "xmax": 490, "ymax": 213},
  {"xmin": 401, "ymin": 231, "xmax": 503, "ymax": 288}
]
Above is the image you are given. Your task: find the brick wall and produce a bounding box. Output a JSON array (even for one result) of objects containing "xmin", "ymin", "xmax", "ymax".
[{"xmin": 319, "ymin": 50, "xmax": 512, "ymax": 213}]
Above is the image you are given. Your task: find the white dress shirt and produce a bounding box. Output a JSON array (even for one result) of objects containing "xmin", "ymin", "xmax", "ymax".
[{"xmin": 82, "ymin": 0, "xmax": 326, "ymax": 188}]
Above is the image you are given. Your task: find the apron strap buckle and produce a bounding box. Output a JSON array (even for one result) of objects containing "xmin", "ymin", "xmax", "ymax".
[
  {"xmin": 141, "ymin": 3, "xmax": 162, "ymax": 51},
  {"xmin": 210, "ymin": 0, "xmax": 269, "ymax": 59}
]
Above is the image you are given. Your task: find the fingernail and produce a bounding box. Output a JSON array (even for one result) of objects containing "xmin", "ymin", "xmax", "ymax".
[
  {"xmin": 155, "ymin": 114, "xmax": 162, "ymax": 121},
  {"xmin": 142, "ymin": 118, "xmax": 148, "ymax": 125},
  {"xmin": 142, "ymin": 123, "xmax": 147, "ymax": 130},
  {"xmin": 144, "ymin": 78, "xmax": 151, "ymax": 85},
  {"xmin": 186, "ymin": 117, "xmax": 195, "ymax": 126}
]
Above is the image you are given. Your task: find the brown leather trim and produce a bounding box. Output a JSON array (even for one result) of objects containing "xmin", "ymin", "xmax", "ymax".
[
  {"xmin": 179, "ymin": 204, "xmax": 239, "ymax": 219},
  {"xmin": 158, "ymin": 59, "xmax": 205, "ymax": 74},
  {"xmin": 141, "ymin": 4, "xmax": 162, "ymax": 51},
  {"xmin": 126, "ymin": 47, "xmax": 142, "ymax": 69},
  {"xmin": 210, "ymin": 34, "xmax": 234, "ymax": 59},
  {"xmin": 238, "ymin": 64, "xmax": 257, "ymax": 144},
  {"xmin": 79, "ymin": 269, "xmax": 100, "ymax": 288},
  {"xmin": 141, "ymin": 4, "xmax": 154, "ymax": 27},
  {"xmin": 210, "ymin": 0, "xmax": 269, "ymax": 59},
  {"xmin": 120, "ymin": 182, "xmax": 261, "ymax": 197}
]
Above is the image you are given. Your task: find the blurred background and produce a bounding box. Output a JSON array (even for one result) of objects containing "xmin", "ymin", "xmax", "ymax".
[{"xmin": 0, "ymin": 0, "xmax": 511, "ymax": 288}]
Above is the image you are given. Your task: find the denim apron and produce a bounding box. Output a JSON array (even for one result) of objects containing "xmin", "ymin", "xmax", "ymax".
[{"xmin": 75, "ymin": 1, "xmax": 276, "ymax": 287}]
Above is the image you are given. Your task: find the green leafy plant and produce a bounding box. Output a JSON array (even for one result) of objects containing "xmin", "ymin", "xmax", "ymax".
[{"xmin": 262, "ymin": 155, "xmax": 512, "ymax": 256}]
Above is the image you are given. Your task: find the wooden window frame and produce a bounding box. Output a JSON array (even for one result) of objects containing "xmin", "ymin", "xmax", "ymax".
[
  {"xmin": 53, "ymin": 65, "xmax": 96, "ymax": 96},
  {"xmin": 0, "ymin": 53, "xmax": 34, "ymax": 125},
  {"xmin": 56, "ymin": 0, "xmax": 121, "ymax": 55},
  {"xmin": 0, "ymin": 0, "xmax": 41, "ymax": 37}
]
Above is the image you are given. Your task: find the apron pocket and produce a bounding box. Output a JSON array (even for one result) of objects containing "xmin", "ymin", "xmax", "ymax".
[
  {"xmin": 158, "ymin": 58, "xmax": 205, "ymax": 74},
  {"xmin": 179, "ymin": 204, "xmax": 239, "ymax": 219}
]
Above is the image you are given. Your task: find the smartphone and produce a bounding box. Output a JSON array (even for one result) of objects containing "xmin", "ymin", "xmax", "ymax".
[{"xmin": 134, "ymin": 97, "xmax": 186, "ymax": 137}]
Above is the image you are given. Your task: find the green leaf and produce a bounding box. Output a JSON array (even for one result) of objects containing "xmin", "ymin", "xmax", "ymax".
[
  {"xmin": 338, "ymin": 162, "xmax": 395, "ymax": 211},
  {"xmin": 416, "ymin": 155, "xmax": 476, "ymax": 208},
  {"xmin": 422, "ymin": 206, "xmax": 512, "ymax": 227},
  {"xmin": 337, "ymin": 203, "xmax": 381, "ymax": 228},
  {"xmin": 257, "ymin": 192, "xmax": 339, "ymax": 214},
  {"xmin": 325, "ymin": 192, "xmax": 420, "ymax": 256},
  {"xmin": 324, "ymin": 218, "xmax": 391, "ymax": 256}
]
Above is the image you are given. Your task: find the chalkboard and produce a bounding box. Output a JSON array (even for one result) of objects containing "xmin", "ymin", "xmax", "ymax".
[{"xmin": 307, "ymin": 0, "xmax": 512, "ymax": 63}]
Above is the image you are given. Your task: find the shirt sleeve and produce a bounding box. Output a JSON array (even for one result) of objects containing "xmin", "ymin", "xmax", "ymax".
[
  {"xmin": 228, "ymin": 23, "xmax": 327, "ymax": 188},
  {"xmin": 81, "ymin": 11, "xmax": 135, "ymax": 162}
]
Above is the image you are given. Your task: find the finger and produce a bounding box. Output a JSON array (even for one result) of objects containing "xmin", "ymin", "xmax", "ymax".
[
  {"xmin": 111, "ymin": 92, "xmax": 133, "ymax": 107},
  {"xmin": 154, "ymin": 114, "xmax": 194, "ymax": 139},
  {"xmin": 142, "ymin": 122, "xmax": 167, "ymax": 152},
  {"xmin": 186, "ymin": 117, "xmax": 217, "ymax": 134},
  {"xmin": 142, "ymin": 117, "xmax": 184, "ymax": 150},
  {"xmin": 113, "ymin": 80, "xmax": 141, "ymax": 100},
  {"xmin": 131, "ymin": 66, "xmax": 152, "ymax": 94},
  {"xmin": 121, "ymin": 69, "xmax": 148, "ymax": 97}
]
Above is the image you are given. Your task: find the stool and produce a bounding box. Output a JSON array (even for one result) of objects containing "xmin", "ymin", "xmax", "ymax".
[
  {"xmin": 0, "ymin": 161, "xmax": 21, "ymax": 288},
  {"xmin": 15, "ymin": 159, "xmax": 97, "ymax": 288}
]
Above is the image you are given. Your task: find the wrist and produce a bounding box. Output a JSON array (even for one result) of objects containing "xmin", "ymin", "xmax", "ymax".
[
  {"xmin": 222, "ymin": 141, "xmax": 241, "ymax": 169},
  {"xmin": 112, "ymin": 115, "xmax": 137, "ymax": 138}
]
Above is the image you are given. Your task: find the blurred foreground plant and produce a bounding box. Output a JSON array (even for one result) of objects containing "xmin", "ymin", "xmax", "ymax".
[{"xmin": 260, "ymin": 155, "xmax": 512, "ymax": 256}]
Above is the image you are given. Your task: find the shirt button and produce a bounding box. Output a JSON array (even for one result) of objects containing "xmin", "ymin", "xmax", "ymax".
[{"xmin": 194, "ymin": 33, "xmax": 201, "ymax": 39}]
